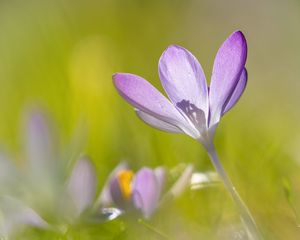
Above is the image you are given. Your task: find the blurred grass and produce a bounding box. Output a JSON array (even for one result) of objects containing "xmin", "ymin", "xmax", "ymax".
[{"xmin": 0, "ymin": 0, "xmax": 300, "ymax": 239}]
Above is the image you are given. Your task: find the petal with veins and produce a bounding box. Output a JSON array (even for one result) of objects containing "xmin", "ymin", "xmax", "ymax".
[
  {"xmin": 113, "ymin": 73, "xmax": 187, "ymax": 127},
  {"xmin": 222, "ymin": 68, "xmax": 248, "ymax": 115},
  {"xmin": 209, "ymin": 31, "xmax": 247, "ymax": 128},
  {"xmin": 113, "ymin": 73, "xmax": 199, "ymax": 138},
  {"xmin": 136, "ymin": 110, "xmax": 182, "ymax": 133},
  {"xmin": 159, "ymin": 45, "xmax": 209, "ymax": 120}
]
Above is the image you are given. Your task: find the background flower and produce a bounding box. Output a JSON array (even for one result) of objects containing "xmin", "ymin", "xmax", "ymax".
[{"xmin": 106, "ymin": 164, "xmax": 194, "ymax": 219}]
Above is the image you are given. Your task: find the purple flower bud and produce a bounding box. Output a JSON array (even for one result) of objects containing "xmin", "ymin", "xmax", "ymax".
[{"xmin": 108, "ymin": 167, "xmax": 165, "ymax": 219}]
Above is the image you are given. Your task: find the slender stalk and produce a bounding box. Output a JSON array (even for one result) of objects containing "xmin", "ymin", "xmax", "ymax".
[{"xmin": 204, "ymin": 142, "xmax": 262, "ymax": 240}]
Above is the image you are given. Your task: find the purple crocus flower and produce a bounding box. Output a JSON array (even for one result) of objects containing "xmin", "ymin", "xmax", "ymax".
[
  {"xmin": 0, "ymin": 110, "xmax": 101, "ymax": 235},
  {"xmin": 108, "ymin": 167, "xmax": 165, "ymax": 219},
  {"xmin": 113, "ymin": 31, "xmax": 247, "ymax": 146},
  {"xmin": 101, "ymin": 163, "xmax": 194, "ymax": 219},
  {"xmin": 113, "ymin": 31, "xmax": 262, "ymax": 239}
]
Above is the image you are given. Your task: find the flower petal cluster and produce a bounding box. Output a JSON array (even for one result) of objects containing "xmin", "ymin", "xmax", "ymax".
[
  {"xmin": 0, "ymin": 110, "xmax": 195, "ymax": 237},
  {"xmin": 108, "ymin": 166, "xmax": 166, "ymax": 219},
  {"xmin": 113, "ymin": 31, "xmax": 247, "ymax": 144},
  {"xmin": 0, "ymin": 110, "xmax": 99, "ymax": 236},
  {"xmin": 98, "ymin": 163, "xmax": 194, "ymax": 219}
]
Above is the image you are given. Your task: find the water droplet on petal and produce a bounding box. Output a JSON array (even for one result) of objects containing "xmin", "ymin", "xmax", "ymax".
[{"xmin": 89, "ymin": 208, "xmax": 123, "ymax": 223}]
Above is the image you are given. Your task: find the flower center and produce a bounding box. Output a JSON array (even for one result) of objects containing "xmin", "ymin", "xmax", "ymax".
[
  {"xmin": 176, "ymin": 99, "xmax": 206, "ymax": 133},
  {"xmin": 117, "ymin": 170, "xmax": 134, "ymax": 200}
]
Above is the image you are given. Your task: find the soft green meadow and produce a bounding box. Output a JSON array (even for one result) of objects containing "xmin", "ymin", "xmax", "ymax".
[{"xmin": 0, "ymin": 0, "xmax": 300, "ymax": 239}]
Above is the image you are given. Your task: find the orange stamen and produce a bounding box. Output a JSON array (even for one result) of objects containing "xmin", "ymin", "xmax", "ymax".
[{"xmin": 117, "ymin": 170, "xmax": 134, "ymax": 200}]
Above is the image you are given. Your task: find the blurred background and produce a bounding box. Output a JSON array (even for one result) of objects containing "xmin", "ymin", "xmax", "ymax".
[{"xmin": 0, "ymin": 0, "xmax": 300, "ymax": 239}]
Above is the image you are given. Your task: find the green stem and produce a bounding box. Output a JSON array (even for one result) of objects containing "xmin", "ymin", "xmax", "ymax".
[{"xmin": 204, "ymin": 142, "xmax": 262, "ymax": 240}]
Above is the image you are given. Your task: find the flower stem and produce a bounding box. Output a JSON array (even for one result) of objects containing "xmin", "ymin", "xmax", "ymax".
[{"xmin": 204, "ymin": 142, "xmax": 262, "ymax": 240}]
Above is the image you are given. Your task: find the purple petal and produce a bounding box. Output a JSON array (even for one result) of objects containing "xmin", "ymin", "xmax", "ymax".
[
  {"xmin": 113, "ymin": 73, "xmax": 187, "ymax": 128},
  {"xmin": 97, "ymin": 162, "xmax": 128, "ymax": 207},
  {"xmin": 67, "ymin": 157, "xmax": 97, "ymax": 216},
  {"xmin": 23, "ymin": 110, "xmax": 57, "ymax": 177},
  {"xmin": 0, "ymin": 196, "xmax": 48, "ymax": 236},
  {"xmin": 12, "ymin": 207, "xmax": 48, "ymax": 228},
  {"xmin": 109, "ymin": 174, "xmax": 127, "ymax": 208},
  {"xmin": 132, "ymin": 168, "xmax": 159, "ymax": 218},
  {"xmin": 136, "ymin": 110, "xmax": 183, "ymax": 133},
  {"xmin": 159, "ymin": 45, "xmax": 209, "ymax": 120},
  {"xmin": 222, "ymin": 68, "xmax": 248, "ymax": 115},
  {"xmin": 209, "ymin": 31, "xmax": 247, "ymax": 127}
]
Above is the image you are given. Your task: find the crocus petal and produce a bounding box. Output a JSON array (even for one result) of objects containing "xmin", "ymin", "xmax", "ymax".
[
  {"xmin": 222, "ymin": 68, "xmax": 248, "ymax": 115},
  {"xmin": 97, "ymin": 162, "xmax": 128, "ymax": 207},
  {"xmin": 113, "ymin": 73, "xmax": 197, "ymax": 137},
  {"xmin": 136, "ymin": 110, "xmax": 183, "ymax": 133},
  {"xmin": 0, "ymin": 196, "xmax": 48, "ymax": 236},
  {"xmin": 159, "ymin": 45, "xmax": 209, "ymax": 121},
  {"xmin": 67, "ymin": 157, "xmax": 97, "ymax": 216},
  {"xmin": 132, "ymin": 168, "xmax": 159, "ymax": 218},
  {"xmin": 109, "ymin": 175, "xmax": 126, "ymax": 208},
  {"xmin": 209, "ymin": 31, "xmax": 247, "ymax": 128},
  {"xmin": 23, "ymin": 110, "xmax": 57, "ymax": 178}
]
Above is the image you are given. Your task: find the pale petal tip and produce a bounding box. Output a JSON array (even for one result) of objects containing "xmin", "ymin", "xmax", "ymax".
[
  {"xmin": 112, "ymin": 72, "xmax": 122, "ymax": 79},
  {"xmin": 138, "ymin": 166, "xmax": 152, "ymax": 174},
  {"xmin": 229, "ymin": 30, "xmax": 247, "ymax": 50},
  {"xmin": 161, "ymin": 44, "xmax": 189, "ymax": 57},
  {"xmin": 112, "ymin": 72, "xmax": 129, "ymax": 82},
  {"xmin": 112, "ymin": 73, "xmax": 122, "ymax": 85},
  {"xmin": 165, "ymin": 44, "xmax": 183, "ymax": 50},
  {"xmin": 112, "ymin": 73, "xmax": 130, "ymax": 95},
  {"xmin": 231, "ymin": 30, "xmax": 245, "ymax": 39},
  {"xmin": 112, "ymin": 73, "xmax": 139, "ymax": 88}
]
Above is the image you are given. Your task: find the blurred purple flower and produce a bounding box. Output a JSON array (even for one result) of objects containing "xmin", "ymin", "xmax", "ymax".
[
  {"xmin": 0, "ymin": 110, "xmax": 58, "ymax": 236},
  {"xmin": 0, "ymin": 196, "xmax": 49, "ymax": 237},
  {"xmin": 0, "ymin": 109, "xmax": 99, "ymax": 234},
  {"xmin": 101, "ymin": 164, "xmax": 193, "ymax": 219},
  {"xmin": 113, "ymin": 31, "xmax": 247, "ymax": 145},
  {"xmin": 0, "ymin": 110, "xmax": 194, "ymax": 232},
  {"xmin": 109, "ymin": 167, "xmax": 165, "ymax": 219}
]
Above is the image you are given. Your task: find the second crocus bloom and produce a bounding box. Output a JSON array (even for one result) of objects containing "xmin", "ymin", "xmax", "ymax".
[{"xmin": 109, "ymin": 167, "xmax": 165, "ymax": 219}]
